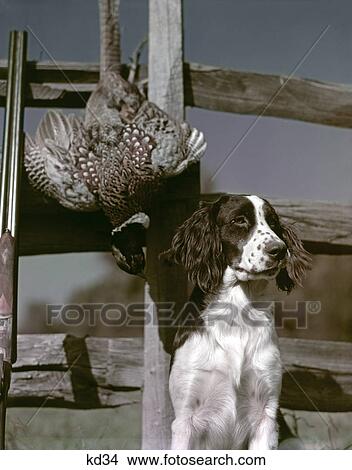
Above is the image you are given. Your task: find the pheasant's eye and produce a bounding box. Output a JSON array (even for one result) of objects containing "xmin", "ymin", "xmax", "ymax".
[{"xmin": 231, "ymin": 216, "xmax": 248, "ymax": 226}]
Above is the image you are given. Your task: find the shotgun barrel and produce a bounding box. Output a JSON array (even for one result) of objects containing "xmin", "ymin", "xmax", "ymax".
[{"xmin": 0, "ymin": 30, "xmax": 27, "ymax": 450}]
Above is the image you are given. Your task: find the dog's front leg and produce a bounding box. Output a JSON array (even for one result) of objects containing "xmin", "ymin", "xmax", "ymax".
[
  {"xmin": 247, "ymin": 344, "xmax": 281, "ymax": 450},
  {"xmin": 248, "ymin": 398, "xmax": 279, "ymax": 450},
  {"xmin": 171, "ymin": 416, "xmax": 193, "ymax": 450}
]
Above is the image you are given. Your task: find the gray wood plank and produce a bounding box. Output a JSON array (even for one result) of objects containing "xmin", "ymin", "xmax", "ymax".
[
  {"xmin": 11, "ymin": 334, "xmax": 143, "ymax": 408},
  {"xmin": 184, "ymin": 63, "xmax": 352, "ymax": 128},
  {"xmin": 9, "ymin": 334, "xmax": 352, "ymax": 412},
  {"xmin": 17, "ymin": 182, "xmax": 352, "ymax": 255},
  {"xmin": 280, "ymin": 337, "xmax": 352, "ymax": 412}
]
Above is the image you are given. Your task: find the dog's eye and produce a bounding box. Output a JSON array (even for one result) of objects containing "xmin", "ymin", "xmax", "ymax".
[
  {"xmin": 231, "ymin": 216, "xmax": 248, "ymax": 226},
  {"xmin": 266, "ymin": 216, "xmax": 281, "ymax": 233}
]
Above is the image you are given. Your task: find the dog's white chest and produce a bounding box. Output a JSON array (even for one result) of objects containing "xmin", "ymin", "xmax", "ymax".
[{"xmin": 169, "ymin": 284, "xmax": 281, "ymax": 449}]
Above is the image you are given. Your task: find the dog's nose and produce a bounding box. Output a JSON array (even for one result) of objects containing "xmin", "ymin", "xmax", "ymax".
[{"xmin": 266, "ymin": 240, "xmax": 287, "ymax": 260}]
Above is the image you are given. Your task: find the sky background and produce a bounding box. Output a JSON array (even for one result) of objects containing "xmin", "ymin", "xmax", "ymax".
[{"xmin": 0, "ymin": 0, "xmax": 351, "ymax": 334}]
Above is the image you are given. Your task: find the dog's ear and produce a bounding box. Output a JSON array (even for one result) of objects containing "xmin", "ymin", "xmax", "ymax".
[
  {"xmin": 276, "ymin": 223, "xmax": 312, "ymax": 293},
  {"xmin": 161, "ymin": 201, "xmax": 226, "ymax": 293}
]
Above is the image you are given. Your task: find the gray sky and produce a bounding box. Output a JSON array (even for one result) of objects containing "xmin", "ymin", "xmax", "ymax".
[{"xmin": 0, "ymin": 0, "xmax": 351, "ymax": 332}]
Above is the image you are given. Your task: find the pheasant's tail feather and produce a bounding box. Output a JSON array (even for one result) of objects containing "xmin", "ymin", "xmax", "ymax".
[{"xmin": 99, "ymin": 0, "xmax": 121, "ymax": 76}]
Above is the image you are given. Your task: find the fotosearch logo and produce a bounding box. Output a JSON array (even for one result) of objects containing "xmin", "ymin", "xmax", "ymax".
[
  {"xmin": 46, "ymin": 300, "xmax": 321, "ymax": 329},
  {"xmin": 273, "ymin": 300, "xmax": 321, "ymax": 329}
]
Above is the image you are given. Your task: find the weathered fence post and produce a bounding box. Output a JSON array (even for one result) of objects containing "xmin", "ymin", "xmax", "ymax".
[{"xmin": 142, "ymin": 0, "xmax": 200, "ymax": 449}]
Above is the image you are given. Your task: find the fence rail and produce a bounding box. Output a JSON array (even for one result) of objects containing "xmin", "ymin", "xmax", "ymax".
[
  {"xmin": 9, "ymin": 334, "xmax": 352, "ymax": 413},
  {"xmin": 10, "ymin": 335, "xmax": 142, "ymax": 409},
  {"xmin": 2, "ymin": 60, "xmax": 352, "ymax": 128},
  {"xmin": 17, "ymin": 179, "xmax": 352, "ymax": 255}
]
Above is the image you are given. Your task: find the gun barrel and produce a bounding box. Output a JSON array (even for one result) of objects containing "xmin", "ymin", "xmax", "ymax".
[{"xmin": 0, "ymin": 30, "xmax": 27, "ymax": 450}]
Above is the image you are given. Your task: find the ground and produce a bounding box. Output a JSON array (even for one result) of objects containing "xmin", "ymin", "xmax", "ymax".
[
  {"xmin": 6, "ymin": 405, "xmax": 352, "ymax": 450},
  {"xmin": 7, "ymin": 404, "xmax": 141, "ymax": 450}
]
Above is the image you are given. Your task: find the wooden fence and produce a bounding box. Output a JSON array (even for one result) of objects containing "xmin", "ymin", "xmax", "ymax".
[
  {"xmin": 10, "ymin": 334, "xmax": 352, "ymax": 414},
  {"xmin": 2, "ymin": 61, "xmax": 352, "ymax": 128},
  {"xmin": 0, "ymin": 0, "xmax": 351, "ymax": 450}
]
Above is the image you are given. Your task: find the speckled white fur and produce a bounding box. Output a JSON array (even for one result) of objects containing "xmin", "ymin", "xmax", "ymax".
[{"xmin": 234, "ymin": 195, "xmax": 286, "ymax": 281}]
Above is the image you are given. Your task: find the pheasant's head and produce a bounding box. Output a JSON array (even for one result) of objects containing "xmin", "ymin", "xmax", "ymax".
[{"xmin": 111, "ymin": 213, "xmax": 149, "ymax": 277}]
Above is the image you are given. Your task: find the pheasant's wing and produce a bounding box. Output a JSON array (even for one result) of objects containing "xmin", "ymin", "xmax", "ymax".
[
  {"xmin": 25, "ymin": 110, "xmax": 99, "ymax": 211},
  {"xmin": 134, "ymin": 101, "xmax": 207, "ymax": 177},
  {"xmin": 25, "ymin": 133, "xmax": 54, "ymax": 199},
  {"xmin": 172, "ymin": 122, "xmax": 207, "ymax": 176}
]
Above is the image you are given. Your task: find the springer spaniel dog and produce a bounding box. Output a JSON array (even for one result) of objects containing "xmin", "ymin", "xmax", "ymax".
[{"xmin": 163, "ymin": 195, "xmax": 311, "ymax": 450}]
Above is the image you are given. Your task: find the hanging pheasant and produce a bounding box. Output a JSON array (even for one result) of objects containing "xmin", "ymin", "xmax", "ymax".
[{"xmin": 25, "ymin": 0, "xmax": 206, "ymax": 275}]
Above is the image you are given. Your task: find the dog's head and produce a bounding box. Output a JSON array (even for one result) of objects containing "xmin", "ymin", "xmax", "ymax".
[{"xmin": 162, "ymin": 195, "xmax": 311, "ymax": 293}]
